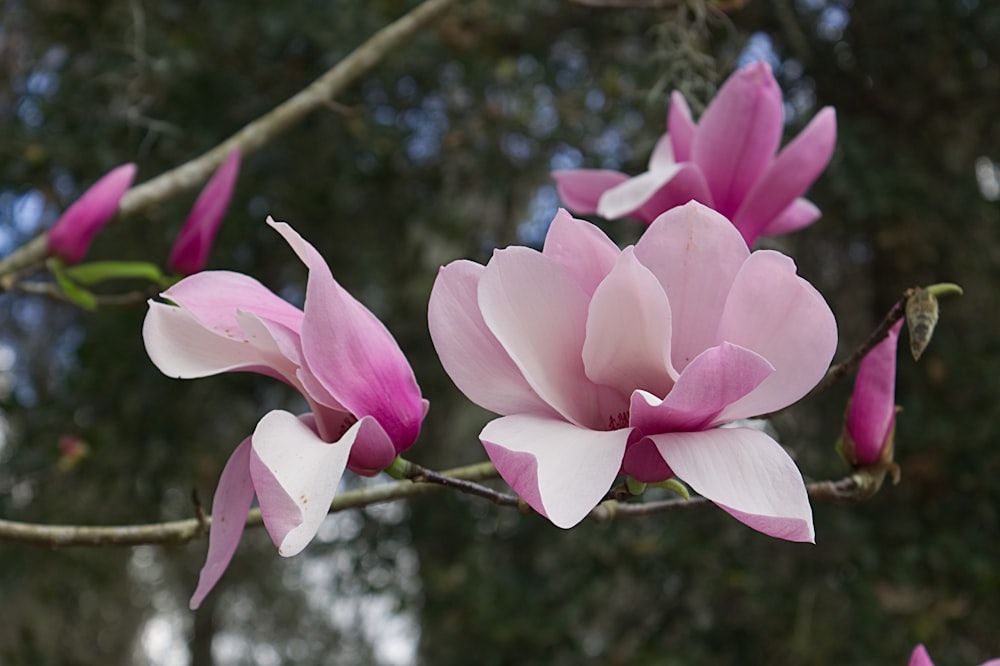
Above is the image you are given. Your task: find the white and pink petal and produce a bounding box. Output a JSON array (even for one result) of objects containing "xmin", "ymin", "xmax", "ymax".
[
  {"xmin": 650, "ymin": 427, "xmax": 814, "ymax": 542},
  {"xmin": 541, "ymin": 209, "xmax": 619, "ymax": 297},
  {"xmin": 582, "ymin": 248, "xmax": 677, "ymax": 399},
  {"xmin": 480, "ymin": 414, "xmax": 631, "ymax": 528},
  {"xmin": 428, "ymin": 260, "xmax": 554, "ymax": 418},
  {"xmin": 634, "ymin": 202, "xmax": 750, "ymax": 371},
  {"xmin": 715, "ymin": 250, "xmax": 837, "ymax": 421},
  {"xmin": 248, "ymin": 411, "xmax": 362, "ymax": 557},
  {"xmin": 478, "ymin": 247, "xmax": 602, "ymax": 429}
]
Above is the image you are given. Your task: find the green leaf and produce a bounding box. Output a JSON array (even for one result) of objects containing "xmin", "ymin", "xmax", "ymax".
[
  {"xmin": 47, "ymin": 259, "xmax": 98, "ymax": 311},
  {"xmin": 65, "ymin": 261, "xmax": 167, "ymax": 287}
]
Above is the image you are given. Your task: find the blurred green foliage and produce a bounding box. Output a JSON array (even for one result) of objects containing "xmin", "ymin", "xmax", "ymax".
[{"xmin": 0, "ymin": 0, "xmax": 998, "ymax": 664}]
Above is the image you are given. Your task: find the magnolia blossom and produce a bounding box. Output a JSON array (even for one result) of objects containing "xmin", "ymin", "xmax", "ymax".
[
  {"xmin": 168, "ymin": 148, "xmax": 241, "ymax": 275},
  {"xmin": 843, "ymin": 320, "xmax": 903, "ymax": 467},
  {"xmin": 910, "ymin": 644, "xmax": 1000, "ymax": 666},
  {"xmin": 429, "ymin": 202, "xmax": 837, "ymax": 536},
  {"xmin": 47, "ymin": 163, "xmax": 137, "ymax": 264},
  {"xmin": 144, "ymin": 218, "xmax": 426, "ymax": 608},
  {"xmin": 552, "ymin": 61, "xmax": 837, "ymax": 246}
]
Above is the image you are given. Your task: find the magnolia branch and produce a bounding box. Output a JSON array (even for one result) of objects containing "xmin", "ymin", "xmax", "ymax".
[
  {"xmin": 0, "ymin": 0, "xmax": 462, "ymax": 277},
  {"xmin": 0, "ymin": 461, "xmax": 867, "ymax": 548}
]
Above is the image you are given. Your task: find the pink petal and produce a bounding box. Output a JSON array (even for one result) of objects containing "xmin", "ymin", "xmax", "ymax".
[
  {"xmin": 732, "ymin": 107, "xmax": 837, "ymax": 244},
  {"xmin": 47, "ymin": 163, "xmax": 137, "ymax": 265},
  {"xmin": 667, "ymin": 91, "xmax": 696, "ymax": 163},
  {"xmin": 628, "ymin": 342, "xmax": 773, "ymax": 433},
  {"xmin": 190, "ymin": 437, "xmax": 255, "ymax": 610},
  {"xmin": 760, "ymin": 198, "xmax": 821, "ymax": 236},
  {"xmin": 541, "ymin": 209, "xmax": 620, "ymax": 297},
  {"xmin": 552, "ymin": 169, "xmax": 630, "ymax": 215},
  {"xmin": 582, "ymin": 248, "xmax": 677, "ymax": 399},
  {"xmin": 478, "ymin": 246, "xmax": 606, "ymax": 429},
  {"xmin": 692, "ymin": 61, "xmax": 784, "ymax": 217},
  {"xmin": 480, "ymin": 414, "xmax": 631, "ymax": 528},
  {"xmin": 248, "ymin": 411, "xmax": 363, "ymax": 556},
  {"xmin": 847, "ymin": 320, "xmax": 902, "ymax": 465},
  {"xmin": 168, "ymin": 149, "xmax": 241, "ymax": 275},
  {"xmin": 143, "ymin": 301, "xmax": 297, "ymax": 384},
  {"xmin": 270, "ymin": 219, "xmax": 425, "ymax": 451},
  {"xmin": 909, "ymin": 645, "xmax": 935, "ymax": 666},
  {"xmin": 428, "ymin": 260, "xmax": 554, "ymax": 417},
  {"xmin": 163, "ymin": 270, "xmax": 304, "ymax": 335},
  {"xmin": 633, "ymin": 201, "xmax": 750, "ymax": 371},
  {"xmin": 651, "ymin": 427, "xmax": 814, "ymax": 542},
  {"xmin": 715, "ymin": 250, "xmax": 838, "ymax": 420}
]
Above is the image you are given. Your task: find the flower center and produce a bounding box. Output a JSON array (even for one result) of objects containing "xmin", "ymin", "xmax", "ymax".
[{"xmin": 607, "ymin": 410, "xmax": 630, "ymax": 430}]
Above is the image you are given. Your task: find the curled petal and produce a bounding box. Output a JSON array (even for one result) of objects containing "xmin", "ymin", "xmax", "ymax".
[
  {"xmin": 583, "ymin": 248, "xmax": 677, "ymax": 399},
  {"xmin": 634, "ymin": 202, "xmax": 750, "ymax": 371},
  {"xmin": 270, "ymin": 219, "xmax": 425, "ymax": 451},
  {"xmin": 715, "ymin": 250, "xmax": 837, "ymax": 420},
  {"xmin": 692, "ymin": 61, "xmax": 784, "ymax": 217},
  {"xmin": 168, "ymin": 148, "xmax": 241, "ymax": 275},
  {"xmin": 651, "ymin": 427, "xmax": 814, "ymax": 542},
  {"xmin": 628, "ymin": 342, "xmax": 773, "ymax": 434},
  {"xmin": 47, "ymin": 163, "xmax": 137, "ymax": 265},
  {"xmin": 552, "ymin": 169, "xmax": 630, "ymax": 215},
  {"xmin": 249, "ymin": 411, "xmax": 367, "ymax": 557},
  {"xmin": 429, "ymin": 260, "xmax": 553, "ymax": 417},
  {"xmin": 542, "ymin": 209, "xmax": 620, "ymax": 297},
  {"xmin": 732, "ymin": 107, "xmax": 837, "ymax": 244},
  {"xmin": 480, "ymin": 414, "xmax": 630, "ymax": 528},
  {"xmin": 190, "ymin": 437, "xmax": 255, "ymax": 610},
  {"xmin": 143, "ymin": 301, "xmax": 297, "ymax": 384}
]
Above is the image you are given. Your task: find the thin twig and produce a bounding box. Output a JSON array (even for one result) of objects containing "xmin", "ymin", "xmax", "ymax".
[
  {"xmin": 402, "ymin": 460, "xmax": 520, "ymax": 506},
  {"xmin": 0, "ymin": 0, "xmax": 462, "ymax": 278},
  {"xmin": 811, "ymin": 289, "xmax": 913, "ymax": 395}
]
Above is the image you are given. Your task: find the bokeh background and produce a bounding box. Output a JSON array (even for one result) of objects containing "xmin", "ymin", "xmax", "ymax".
[{"xmin": 1, "ymin": 0, "xmax": 998, "ymax": 663}]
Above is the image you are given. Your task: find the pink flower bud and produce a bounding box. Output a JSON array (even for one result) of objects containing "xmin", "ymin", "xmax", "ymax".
[
  {"xmin": 844, "ymin": 320, "xmax": 903, "ymax": 467},
  {"xmin": 167, "ymin": 149, "xmax": 241, "ymax": 275},
  {"xmin": 46, "ymin": 163, "xmax": 137, "ymax": 265}
]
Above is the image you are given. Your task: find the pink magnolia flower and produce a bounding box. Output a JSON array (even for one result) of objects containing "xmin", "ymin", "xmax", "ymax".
[
  {"xmin": 429, "ymin": 202, "xmax": 837, "ymax": 536},
  {"xmin": 910, "ymin": 644, "xmax": 1000, "ymax": 666},
  {"xmin": 143, "ymin": 217, "xmax": 427, "ymax": 609},
  {"xmin": 843, "ymin": 320, "xmax": 903, "ymax": 467},
  {"xmin": 47, "ymin": 163, "xmax": 137, "ymax": 264},
  {"xmin": 167, "ymin": 149, "xmax": 241, "ymax": 275},
  {"xmin": 552, "ymin": 61, "xmax": 837, "ymax": 246}
]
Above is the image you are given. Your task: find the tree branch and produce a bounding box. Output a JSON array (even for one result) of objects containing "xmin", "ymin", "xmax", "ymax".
[
  {"xmin": 0, "ymin": 461, "xmax": 867, "ymax": 548},
  {"xmin": 0, "ymin": 461, "xmax": 498, "ymax": 548},
  {"xmin": 0, "ymin": 0, "xmax": 462, "ymax": 277}
]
